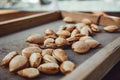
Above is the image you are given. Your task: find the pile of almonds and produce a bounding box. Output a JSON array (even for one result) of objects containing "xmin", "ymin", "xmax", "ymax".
[{"xmin": 1, "ymin": 16, "xmax": 119, "ymax": 79}]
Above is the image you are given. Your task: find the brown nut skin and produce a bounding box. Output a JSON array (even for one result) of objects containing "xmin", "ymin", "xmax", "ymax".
[
  {"xmin": 81, "ymin": 18, "xmax": 92, "ymax": 25},
  {"xmin": 90, "ymin": 24, "xmax": 100, "ymax": 32},
  {"xmin": 63, "ymin": 16, "xmax": 74, "ymax": 23},
  {"xmin": 43, "ymin": 54, "xmax": 57, "ymax": 63},
  {"xmin": 9, "ymin": 55, "xmax": 28, "ymax": 72},
  {"xmin": 22, "ymin": 47, "xmax": 42, "ymax": 59},
  {"xmin": 29, "ymin": 53, "xmax": 42, "ymax": 68},
  {"xmin": 52, "ymin": 49, "xmax": 67, "ymax": 62},
  {"xmin": 56, "ymin": 30, "xmax": 71, "ymax": 38},
  {"xmin": 26, "ymin": 34, "xmax": 45, "ymax": 44},
  {"xmin": 38, "ymin": 63, "xmax": 59, "ymax": 74},
  {"xmin": 42, "ymin": 49, "xmax": 54, "ymax": 56},
  {"xmin": 60, "ymin": 61, "xmax": 76, "ymax": 75},
  {"xmin": 1, "ymin": 51, "xmax": 18, "ymax": 66},
  {"xmin": 55, "ymin": 37, "xmax": 68, "ymax": 47},
  {"xmin": 72, "ymin": 41, "xmax": 90, "ymax": 54},
  {"xmin": 103, "ymin": 25, "xmax": 119, "ymax": 33},
  {"xmin": 17, "ymin": 68, "xmax": 40, "ymax": 78},
  {"xmin": 44, "ymin": 29, "xmax": 56, "ymax": 36},
  {"xmin": 44, "ymin": 38, "xmax": 57, "ymax": 48}
]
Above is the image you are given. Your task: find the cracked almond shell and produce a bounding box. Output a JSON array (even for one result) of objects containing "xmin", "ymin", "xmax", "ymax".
[
  {"xmin": 1, "ymin": 51, "xmax": 18, "ymax": 66},
  {"xmin": 103, "ymin": 25, "xmax": 119, "ymax": 33},
  {"xmin": 55, "ymin": 37, "xmax": 67, "ymax": 47},
  {"xmin": 56, "ymin": 30, "xmax": 71, "ymax": 38},
  {"xmin": 42, "ymin": 49, "xmax": 53, "ymax": 56},
  {"xmin": 84, "ymin": 39, "xmax": 100, "ymax": 48},
  {"xmin": 91, "ymin": 24, "xmax": 100, "ymax": 32},
  {"xmin": 22, "ymin": 47, "xmax": 42, "ymax": 59},
  {"xmin": 44, "ymin": 38, "xmax": 56, "ymax": 48},
  {"xmin": 43, "ymin": 54, "xmax": 57, "ymax": 63},
  {"xmin": 63, "ymin": 16, "xmax": 74, "ymax": 23},
  {"xmin": 72, "ymin": 41, "xmax": 90, "ymax": 54},
  {"xmin": 26, "ymin": 34, "xmax": 45, "ymax": 44},
  {"xmin": 80, "ymin": 27, "xmax": 90, "ymax": 36},
  {"xmin": 9, "ymin": 55, "xmax": 27, "ymax": 72},
  {"xmin": 29, "ymin": 53, "xmax": 42, "ymax": 67},
  {"xmin": 52, "ymin": 49, "xmax": 67, "ymax": 62},
  {"xmin": 17, "ymin": 68, "xmax": 39, "ymax": 78},
  {"xmin": 81, "ymin": 18, "xmax": 92, "ymax": 25},
  {"xmin": 44, "ymin": 29, "xmax": 56, "ymax": 36},
  {"xmin": 38, "ymin": 63, "xmax": 59, "ymax": 74},
  {"xmin": 60, "ymin": 61, "xmax": 76, "ymax": 75}
]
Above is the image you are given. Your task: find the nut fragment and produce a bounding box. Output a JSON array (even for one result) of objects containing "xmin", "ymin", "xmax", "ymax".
[
  {"xmin": 72, "ymin": 41, "xmax": 90, "ymax": 54},
  {"xmin": 17, "ymin": 68, "xmax": 39, "ymax": 78},
  {"xmin": 29, "ymin": 53, "xmax": 42, "ymax": 67},
  {"xmin": 103, "ymin": 25, "xmax": 119, "ymax": 33},
  {"xmin": 63, "ymin": 16, "xmax": 74, "ymax": 23},
  {"xmin": 60, "ymin": 61, "xmax": 76, "ymax": 75},
  {"xmin": 91, "ymin": 24, "xmax": 100, "ymax": 32},
  {"xmin": 1, "ymin": 51, "xmax": 18, "ymax": 66},
  {"xmin": 22, "ymin": 47, "xmax": 42, "ymax": 59},
  {"xmin": 57, "ymin": 30, "xmax": 71, "ymax": 38},
  {"xmin": 81, "ymin": 18, "xmax": 92, "ymax": 25},
  {"xmin": 55, "ymin": 37, "xmax": 67, "ymax": 47},
  {"xmin": 42, "ymin": 49, "xmax": 53, "ymax": 56},
  {"xmin": 44, "ymin": 38, "xmax": 56, "ymax": 48},
  {"xmin": 26, "ymin": 34, "xmax": 45, "ymax": 44},
  {"xmin": 9, "ymin": 55, "xmax": 27, "ymax": 72},
  {"xmin": 38, "ymin": 63, "xmax": 59, "ymax": 74},
  {"xmin": 43, "ymin": 54, "xmax": 57, "ymax": 63},
  {"xmin": 52, "ymin": 49, "xmax": 67, "ymax": 62}
]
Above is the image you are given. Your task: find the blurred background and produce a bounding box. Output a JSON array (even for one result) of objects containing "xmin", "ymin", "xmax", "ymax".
[{"xmin": 0, "ymin": 0, "xmax": 120, "ymax": 12}]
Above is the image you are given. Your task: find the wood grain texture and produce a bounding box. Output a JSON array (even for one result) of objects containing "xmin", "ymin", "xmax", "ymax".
[
  {"xmin": 61, "ymin": 37, "xmax": 120, "ymax": 80},
  {"xmin": 99, "ymin": 15, "xmax": 120, "ymax": 27},
  {"xmin": 0, "ymin": 11, "xmax": 61, "ymax": 36},
  {"xmin": 61, "ymin": 11, "xmax": 99, "ymax": 24},
  {"xmin": 0, "ymin": 11, "xmax": 45, "ymax": 22}
]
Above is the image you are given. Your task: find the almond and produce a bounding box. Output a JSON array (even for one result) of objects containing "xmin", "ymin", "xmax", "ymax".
[
  {"xmin": 52, "ymin": 49, "xmax": 67, "ymax": 62},
  {"xmin": 9, "ymin": 55, "xmax": 27, "ymax": 72},
  {"xmin": 1, "ymin": 51, "xmax": 18, "ymax": 66},
  {"xmin": 17, "ymin": 68, "xmax": 39, "ymax": 78},
  {"xmin": 29, "ymin": 53, "xmax": 42, "ymax": 67},
  {"xmin": 38, "ymin": 63, "xmax": 59, "ymax": 74}
]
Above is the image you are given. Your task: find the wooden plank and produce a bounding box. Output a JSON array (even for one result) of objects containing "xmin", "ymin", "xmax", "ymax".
[
  {"xmin": 0, "ymin": 10, "xmax": 20, "ymax": 14},
  {"xmin": 0, "ymin": 11, "xmax": 45, "ymax": 22},
  {"xmin": 0, "ymin": 11, "xmax": 61, "ymax": 36},
  {"xmin": 99, "ymin": 15, "xmax": 120, "ymax": 27},
  {"xmin": 61, "ymin": 37, "xmax": 120, "ymax": 80},
  {"xmin": 61, "ymin": 11, "xmax": 99, "ymax": 24}
]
